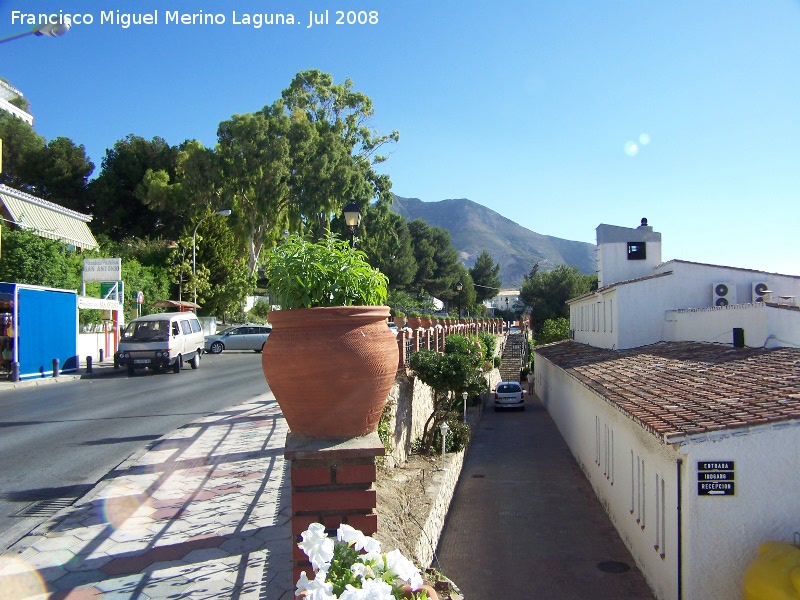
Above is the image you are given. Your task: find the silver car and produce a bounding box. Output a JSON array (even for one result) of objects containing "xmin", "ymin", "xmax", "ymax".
[
  {"xmin": 205, "ymin": 324, "xmax": 271, "ymax": 354},
  {"xmin": 494, "ymin": 381, "xmax": 525, "ymax": 410}
]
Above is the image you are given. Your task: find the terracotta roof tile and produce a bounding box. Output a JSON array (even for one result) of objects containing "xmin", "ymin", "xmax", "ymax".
[{"xmin": 534, "ymin": 341, "xmax": 800, "ymax": 442}]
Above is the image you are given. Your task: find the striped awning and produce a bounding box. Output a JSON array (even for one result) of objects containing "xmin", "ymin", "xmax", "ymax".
[{"xmin": 0, "ymin": 184, "xmax": 98, "ymax": 250}]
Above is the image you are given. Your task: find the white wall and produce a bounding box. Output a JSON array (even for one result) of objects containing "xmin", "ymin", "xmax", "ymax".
[
  {"xmin": 536, "ymin": 351, "xmax": 800, "ymax": 600},
  {"xmin": 663, "ymin": 302, "xmax": 781, "ymax": 347},
  {"xmin": 677, "ymin": 423, "xmax": 800, "ymax": 600}
]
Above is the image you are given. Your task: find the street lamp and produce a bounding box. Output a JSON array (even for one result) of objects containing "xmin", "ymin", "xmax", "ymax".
[
  {"xmin": 342, "ymin": 202, "xmax": 362, "ymax": 248},
  {"xmin": 456, "ymin": 281, "xmax": 463, "ymax": 318},
  {"xmin": 192, "ymin": 209, "xmax": 231, "ymax": 306},
  {"xmin": 439, "ymin": 422, "xmax": 450, "ymax": 470},
  {"xmin": 462, "ymin": 391, "xmax": 469, "ymax": 423},
  {"xmin": 0, "ymin": 22, "xmax": 71, "ymax": 44}
]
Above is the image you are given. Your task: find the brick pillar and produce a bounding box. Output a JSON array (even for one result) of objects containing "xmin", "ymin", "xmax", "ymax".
[
  {"xmin": 285, "ymin": 432, "xmax": 385, "ymax": 584},
  {"xmin": 398, "ymin": 332, "xmax": 406, "ymax": 371}
]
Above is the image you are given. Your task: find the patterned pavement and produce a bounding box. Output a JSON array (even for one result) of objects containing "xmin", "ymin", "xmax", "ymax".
[{"xmin": 0, "ymin": 391, "xmax": 294, "ymax": 600}]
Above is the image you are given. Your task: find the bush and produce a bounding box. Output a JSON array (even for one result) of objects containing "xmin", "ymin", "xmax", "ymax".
[
  {"xmin": 535, "ymin": 317, "xmax": 570, "ymax": 345},
  {"xmin": 478, "ymin": 331, "xmax": 496, "ymax": 362},
  {"xmin": 493, "ymin": 355, "xmax": 502, "ymax": 369},
  {"xmin": 430, "ymin": 416, "xmax": 470, "ymax": 453}
]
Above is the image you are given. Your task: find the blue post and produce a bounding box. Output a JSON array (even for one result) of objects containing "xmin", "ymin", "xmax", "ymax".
[
  {"xmin": 86, "ymin": 355, "xmax": 93, "ymax": 374},
  {"xmin": 52, "ymin": 358, "xmax": 60, "ymax": 377}
]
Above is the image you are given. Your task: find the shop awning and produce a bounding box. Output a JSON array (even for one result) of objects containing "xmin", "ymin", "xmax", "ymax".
[{"xmin": 0, "ymin": 184, "xmax": 98, "ymax": 251}]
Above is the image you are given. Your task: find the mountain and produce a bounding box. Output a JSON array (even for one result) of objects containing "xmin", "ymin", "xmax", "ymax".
[{"xmin": 389, "ymin": 195, "xmax": 596, "ymax": 289}]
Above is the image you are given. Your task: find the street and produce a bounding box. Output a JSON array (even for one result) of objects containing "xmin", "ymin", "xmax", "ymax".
[{"xmin": 0, "ymin": 352, "xmax": 269, "ymax": 551}]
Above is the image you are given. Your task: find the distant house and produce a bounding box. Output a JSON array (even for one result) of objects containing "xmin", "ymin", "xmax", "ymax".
[
  {"xmin": 0, "ymin": 79, "xmax": 33, "ymax": 126},
  {"xmin": 0, "ymin": 184, "xmax": 98, "ymax": 251},
  {"xmin": 534, "ymin": 219, "xmax": 800, "ymax": 600}
]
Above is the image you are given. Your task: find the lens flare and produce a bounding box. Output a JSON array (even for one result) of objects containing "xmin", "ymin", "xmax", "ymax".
[
  {"xmin": 0, "ymin": 557, "xmax": 48, "ymax": 600},
  {"xmin": 624, "ymin": 141, "xmax": 639, "ymax": 156},
  {"xmin": 100, "ymin": 483, "xmax": 151, "ymax": 530},
  {"xmin": 639, "ymin": 133, "xmax": 651, "ymax": 145}
]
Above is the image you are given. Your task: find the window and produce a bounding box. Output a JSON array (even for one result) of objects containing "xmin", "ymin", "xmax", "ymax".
[{"xmin": 627, "ymin": 242, "xmax": 646, "ymax": 260}]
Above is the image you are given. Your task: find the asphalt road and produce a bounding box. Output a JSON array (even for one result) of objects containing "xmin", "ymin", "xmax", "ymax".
[{"xmin": 0, "ymin": 351, "xmax": 270, "ymax": 551}]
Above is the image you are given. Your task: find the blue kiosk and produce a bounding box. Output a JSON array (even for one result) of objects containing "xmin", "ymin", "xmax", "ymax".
[{"xmin": 0, "ymin": 283, "xmax": 79, "ymax": 381}]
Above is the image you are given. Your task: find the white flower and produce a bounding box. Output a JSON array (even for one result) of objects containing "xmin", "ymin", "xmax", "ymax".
[
  {"xmin": 296, "ymin": 523, "xmax": 428, "ymax": 599},
  {"xmin": 299, "ymin": 523, "xmax": 335, "ymax": 572},
  {"xmin": 384, "ymin": 548, "xmax": 423, "ymax": 586},
  {"xmin": 337, "ymin": 523, "xmax": 362, "ymax": 546},
  {"xmin": 357, "ymin": 535, "xmax": 382, "ymax": 555},
  {"xmin": 296, "ymin": 569, "xmax": 335, "ymax": 599}
]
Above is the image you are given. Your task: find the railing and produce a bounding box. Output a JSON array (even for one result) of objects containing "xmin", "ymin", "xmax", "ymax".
[{"xmin": 396, "ymin": 321, "xmax": 508, "ymax": 371}]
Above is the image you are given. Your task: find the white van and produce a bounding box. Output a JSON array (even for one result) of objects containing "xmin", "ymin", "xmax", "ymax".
[{"xmin": 115, "ymin": 312, "xmax": 205, "ymax": 376}]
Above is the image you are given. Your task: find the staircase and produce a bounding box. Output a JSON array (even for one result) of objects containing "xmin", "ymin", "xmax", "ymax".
[{"xmin": 499, "ymin": 332, "xmax": 527, "ymax": 382}]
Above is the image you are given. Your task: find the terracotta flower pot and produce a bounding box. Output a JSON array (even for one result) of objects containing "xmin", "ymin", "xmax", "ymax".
[
  {"xmin": 394, "ymin": 316, "xmax": 406, "ymax": 328},
  {"xmin": 262, "ymin": 306, "xmax": 399, "ymax": 439},
  {"xmin": 406, "ymin": 316, "xmax": 422, "ymax": 330},
  {"xmin": 401, "ymin": 584, "xmax": 439, "ymax": 599},
  {"xmin": 420, "ymin": 317, "xmax": 433, "ymax": 329}
]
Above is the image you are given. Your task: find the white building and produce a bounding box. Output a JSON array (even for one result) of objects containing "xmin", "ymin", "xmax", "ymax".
[
  {"xmin": 0, "ymin": 79, "xmax": 33, "ymax": 126},
  {"xmin": 534, "ymin": 219, "xmax": 800, "ymax": 600}
]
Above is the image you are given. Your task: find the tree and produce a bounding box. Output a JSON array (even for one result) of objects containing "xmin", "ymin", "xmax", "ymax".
[
  {"xmin": 86, "ymin": 135, "xmax": 179, "ymax": 241},
  {"xmin": 191, "ymin": 216, "xmax": 255, "ymax": 316},
  {"xmin": 0, "ymin": 227, "xmax": 82, "ymax": 289},
  {"xmin": 358, "ymin": 200, "xmax": 416, "ymax": 290},
  {"xmin": 0, "ymin": 113, "xmax": 44, "ymax": 189},
  {"xmin": 469, "ymin": 251, "xmax": 502, "ymax": 303},
  {"xmin": 407, "ymin": 219, "xmax": 461, "ymax": 298},
  {"xmin": 408, "ymin": 333, "xmax": 485, "ymax": 452},
  {"xmin": 216, "ymin": 106, "xmax": 292, "ymax": 276},
  {"xmin": 19, "ymin": 137, "xmax": 94, "ymax": 212},
  {"xmin": 535, "ymin": 318, "xmax": 570, "ymax": 345},
  {"xmin": 519, "ymin": 263, "xmax": 598, "ymax": 328},
  {"xmin": 280, "ymin": 69, "xmax": 399, "ymax": 233}
]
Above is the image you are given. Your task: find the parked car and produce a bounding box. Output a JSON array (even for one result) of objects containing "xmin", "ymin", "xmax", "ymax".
[
  {"xmin": 116, "ymin": 312, "xmax": 205, "ymax": 376},
  {"xmin": 205, "ymin": 324, "xmax": 271, "ymax": 354},
  {"xmin": 388, "ymin": 322, "xmax": 399, "ymax": 335},
  {"xmin": 494, "ymin": 381, "xmax": 525, "ymax": 410}
]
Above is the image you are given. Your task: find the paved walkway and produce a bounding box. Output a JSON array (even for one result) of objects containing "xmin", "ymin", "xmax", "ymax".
[
  {"xmin": 436, "ymin": 394, "xmax": 655, "ymax": 599},
  {"xmin": 0, "ymin": 369, "xmax": 295, "ymax": 600}
]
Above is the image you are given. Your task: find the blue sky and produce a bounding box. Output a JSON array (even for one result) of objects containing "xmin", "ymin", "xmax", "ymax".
[{"xmin": 2, "ymin": 0, "xmax": 799, "ymax": 276}]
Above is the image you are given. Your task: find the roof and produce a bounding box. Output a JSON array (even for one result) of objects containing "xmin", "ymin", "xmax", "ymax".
[
  {"xmin": 567, "ymin": 271, "xmax": 673, "ymax": 304},
  {"xmin": 0, "ymin": 184, "xmax": 98, "ymax": 250},
  {"xmin": 534, "ymin": 341, "xmax": 800, "ymax": 443},
  {"xmin": 659, "ymin": 259, "xmax": 800, "ymax": 279}
]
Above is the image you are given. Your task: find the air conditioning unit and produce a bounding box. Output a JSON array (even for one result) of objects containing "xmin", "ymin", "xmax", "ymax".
[
  {"xmin": 712, "ymin": 283, "xmax": 737, "ymax": 306},
  {"xmin": 752, "ymin": 282, "xmax": 772, "ymax": 303}
]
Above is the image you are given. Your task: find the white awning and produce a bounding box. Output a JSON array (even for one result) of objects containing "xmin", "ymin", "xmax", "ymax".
[{"xmin": 0, "ymin": 184, "xmax": 98, "ymax": 250}]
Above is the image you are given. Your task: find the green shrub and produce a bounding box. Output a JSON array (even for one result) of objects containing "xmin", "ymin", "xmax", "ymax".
[
  {"xmin": 263, "ymin": 233, "xmax": 388, "ymax": 309},
  {"xmin": 493, "ymin": 355, "xmax": 502, "ymax": 369}
]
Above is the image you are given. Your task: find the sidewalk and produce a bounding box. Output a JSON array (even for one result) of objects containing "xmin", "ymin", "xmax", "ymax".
[{"xmin": 0, "ymin": 377, "xmax": 295, "ymax": 599}]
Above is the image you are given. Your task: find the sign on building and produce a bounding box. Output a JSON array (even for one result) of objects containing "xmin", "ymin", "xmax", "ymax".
[
  {"xmin": 83, "ymin": 258, "xmax": 122, "ymax": 282},
  {"xmin": 697, "ymin": 461, "xmax": 735, "ymax": 496}
]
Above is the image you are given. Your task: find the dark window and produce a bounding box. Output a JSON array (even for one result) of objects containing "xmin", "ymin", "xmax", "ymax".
[{"xmin": 627, "ymin": 242, "xmax": 646, "ymax": 260}]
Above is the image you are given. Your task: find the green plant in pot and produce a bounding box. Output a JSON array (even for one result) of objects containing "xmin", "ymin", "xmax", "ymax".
[{"xmin": 261, "ymin": 233, "xmax": 399, "ymax": 439}]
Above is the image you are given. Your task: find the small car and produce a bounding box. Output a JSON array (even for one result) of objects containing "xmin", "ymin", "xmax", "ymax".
[
  {"xmin": 205, "ymin": 324, "xmax": 271, "ymax": 354},
  {"xmin": 494, "ymin": 381, "xmax": 525, "ymax": 410}
]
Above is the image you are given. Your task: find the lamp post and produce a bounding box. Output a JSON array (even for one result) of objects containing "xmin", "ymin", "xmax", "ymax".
[
  {"xmin": 0, "ymin": 22, "xmax": 71, "ymax": 44},
  {"xmin": 192, "ymin": 209, "xmax": 231, "ymax": 306},
  {"xmin": 342, "ymin": 202, "xmax": 362, "ymax": 248},
  {"xmin": 439, "ymin": 422, "xmax": 450, "ymax": 470},
  {"xmin": 462, "ymin": 391, "xmax": 469, "ymax": 423},
  {"xmin": 456, "ymin": 281, "xmax": 463, "ymax": 318}
]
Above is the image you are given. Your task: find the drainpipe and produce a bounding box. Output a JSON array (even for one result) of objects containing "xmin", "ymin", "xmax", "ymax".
[{"xmin": 677, "ymin": 458, "xmax": 683, "ymax": 600}]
